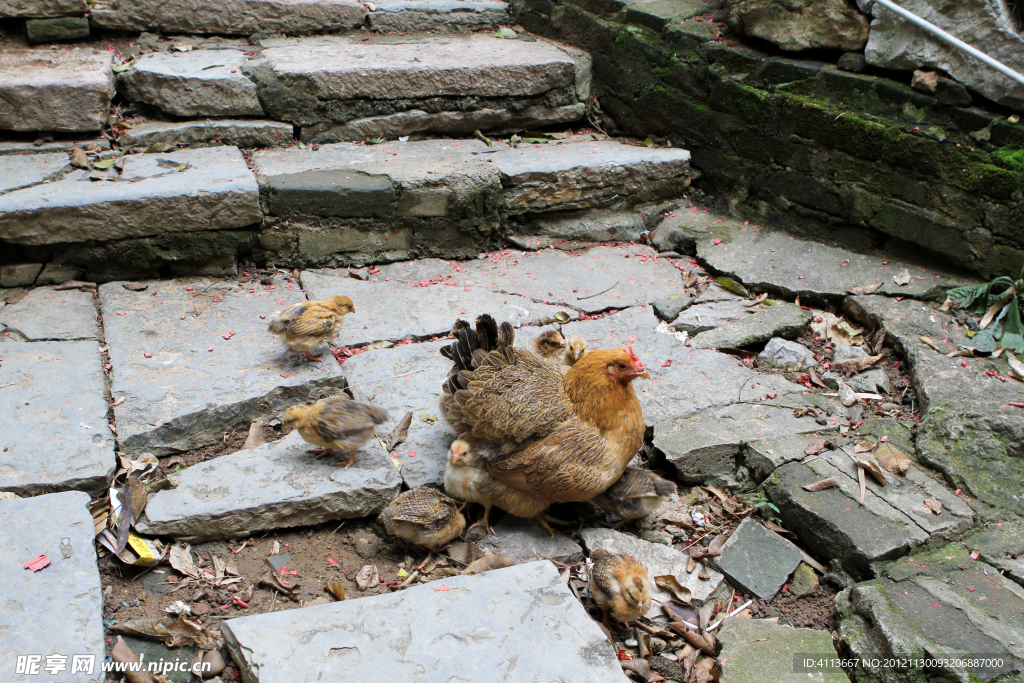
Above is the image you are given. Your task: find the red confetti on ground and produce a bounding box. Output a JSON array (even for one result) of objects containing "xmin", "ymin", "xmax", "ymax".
[
  {"xmin": 222, "ymin": 331, "xmax": 236, "ymax": 340},
  {"xmin": 332, "ymin": 346, "xmax": 367, "ymax": 365},
  {"xmin": 144, "ymin": 352, "xmax": 152, "ymax": 358},
  {"xmin": 962, "ymin": 360, "xmax": 969, "ymax": 367},
  {"xmin": 328, "ymin": 558, "xmax": 338, "ymax": 564},
  {"xmin": 966, "ymin": 585, "xmax": 976, "ymax": 592},
  {"xmin": 232, "ymin": 596, "xmax": 249, "ymax": 608},
  {"xmin": 433, "ymin": 584, "xmax": 450, "ymax": 591},
  {"xmin": 661, "ymin": 359, "xmax": 673, "ymax": 367},
  {"xmin": 23, "ymin": 555, "xmax": 50, "ymax": 572},
  {"xmin": 712, "ymin": 239, "xmax": 722, "ymax": 245},
  {"xmin": 185, "ymin": 285, "xmax": 194, "ymax": 291}
]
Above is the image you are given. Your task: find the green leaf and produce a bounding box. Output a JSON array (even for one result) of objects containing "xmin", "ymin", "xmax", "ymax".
[
  {"xmin": 946, "ymin": 283, "xmax": 988, "ymax": 308},
  {"xmin": 969, "ymin": 328, "xmax": 999, "ymax": 353},
  {"xmin": 1000, "ymin": 295, "xmax": 1024, "ymax": 352},
  {"xmin": 521, "ymin": 138, "xmax": 548, "ymax": 144},
  {"xmin": 297, "ymin": 141, "xmax": 307, "ymax": 149},
  {"xmin": 111, "ymin": 62, "xmax": 132, "ymax": 73},
  {"xmin": 93, "ymin": 159, "xmax": 116, "ymax": 169},
  {"xmin": 713, "ymin": 276, "xmax": 749, "ymax": 298}
]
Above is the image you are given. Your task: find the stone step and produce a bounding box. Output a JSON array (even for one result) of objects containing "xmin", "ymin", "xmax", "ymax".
[
  {"xmin": 91, "ymin": 0, "xmax": 508, "ymax": 35},
  {"xmin": 222, "ymin": 561, "xmax": 628, "ymax": 682},
  {"xmin": 718, "ymin": 618, "xmax": 848, "ymax": 683},
  {"xmin": 0, "ymin": 48, "xmax": 114, "ymax": 133}
]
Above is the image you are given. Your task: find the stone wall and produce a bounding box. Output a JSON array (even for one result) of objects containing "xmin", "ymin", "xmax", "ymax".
[{"xmin": 513, "ymin": 0, "xmax": 1024, "ymax": 278}]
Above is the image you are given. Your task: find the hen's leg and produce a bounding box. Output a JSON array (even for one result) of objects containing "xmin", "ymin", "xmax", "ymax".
[{"xmin": 466, "ymin": 504, "xmax": 493, "ymax": 535}]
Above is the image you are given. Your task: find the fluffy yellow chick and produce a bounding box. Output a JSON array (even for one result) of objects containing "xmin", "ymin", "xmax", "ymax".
[
  {"xmin": 268, "ymin": 295, "xmax": 354, "ymax": 360},
  {"xmin": 379, "ymin": 487, "xmax": 466, "ymax": 551},
  {"xmin": 590, "ymin": 548, "xmax": 652, "ymax": 624},
  {"xmin": 532, "ymin": 330, "xmax": 566, "ymax": 360},
  {"xmin": 562, "ymin": 336, "xmax": 588, "ymax": 366},
  {"xmin": 282, "ymin": 396, "xmax": 387, "ymax": 469}
]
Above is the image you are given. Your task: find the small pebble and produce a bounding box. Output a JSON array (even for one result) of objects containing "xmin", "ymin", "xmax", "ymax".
[{"xmin": 624, "ymin": 638, "xmax": 639, "ymax": 648}]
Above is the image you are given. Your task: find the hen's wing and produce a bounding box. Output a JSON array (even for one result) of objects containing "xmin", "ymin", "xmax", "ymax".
[
  {"xmin": 389, "ymin": 490, "xmax": 456, "ymax": 531},
  {"xmin": 486, "ymin": 421, "xmax": 622, "ymax": 502},
  {"xmin": 315, "ymin": 398, "xmax": 388, "ymax": 439}
]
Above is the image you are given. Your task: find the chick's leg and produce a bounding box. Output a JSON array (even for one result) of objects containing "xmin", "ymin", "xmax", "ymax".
[
  {"xmin": 329, "ymin": 449, "xmax": 358, "ymax": 469},
  {"xmin": 303, "ymin": 350, "xmax": 323, "ymax": 361},
  {"xmin": 308, "ymin": 448, "xmax": 333, "ymax": 458}
]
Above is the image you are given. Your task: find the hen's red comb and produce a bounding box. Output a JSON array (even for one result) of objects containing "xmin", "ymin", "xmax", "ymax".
[{"xmin": 623, "ymin": 345, "xmax": 644, "ymax": 369}]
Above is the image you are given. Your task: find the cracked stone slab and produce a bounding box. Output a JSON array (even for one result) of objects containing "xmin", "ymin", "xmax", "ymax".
[
  {"xmin": 138, "ymin": 432, "xmax": 401, "ymax": 542},
  {"xmin": 0, "ymin": 286, "xmax": 98, "ymax": 340},
  {"xmin": 0, "ymin": 48, "xmax": 113, "ymax": 132},
  {"xmin": 477, "ymin": 515, "xmax": 584, "ymax": 566},
  {"xmin": 719, "ymin": 618, "xmax": 848, "ymax": 683},
  {"xmin": 0, "ymin": 491, "xmax": 104, "ymax": 682},
  {"xmin": 119, "ymin": 50, "xmax": 263, "ymax": 118},
  {"xmin": 367, "ymin": 0, "xmax": 508, "ymax": 32},
  {"xmin": 580, "ymin": 528, "xmax": 723, "ymax": 616},
  {"xmin": 672, "ymin": 299, "xmax": 752, "ymax": 335},
  {"xmin": 654, "ymin": 396, "xmax": 837, "ymax": 487},
  {"xmin": 223, "ymin": 561, "xmax": 628, "ymax": 683},
  {"xmin": 0, "ymin": 0, "xmax": 86, "ymax": 16},
  {"xmin": 965, "ymin": 521, "xmax": 1024, "ymax": 588},
  {"xmin": 0, "ymin": 341, "xmax": 115, "ymax": 495},
  {"xmin": 764, "ymin": 459, "xmax": 929, "ymax": 579},
  {"xmin": 689, "ymin": 302, "xmax": 810, "ymax": 349},
  {"xmin": 744, "ymin": 432, "xmax": 849, "ymax": 483},
  {"xmin": 0, "ymin": 146, "xmax": 261, "ymax": 245},
  {"xmin": 0, "ymin": 152, "xmax": 68, "ymax": 194},
  {"xmin": 90, "ymin": 0, "xmax": 364, "ymax": 35},
  {"xmin": 100, "ymin": 275, "xmax": 345, "ymax": 456},
  {"xmin": 301, "ymin": 270, "xmax": 576, "ymax": 346},
  {"xmin": 340, "ymin": 340, "xmax": 453, "ymax": 489},
  {"xmin": 557, "ymin": 307, "xmax": 800, "ymax": 424},
  {"xmin": 119, "ymin": 119, "xmax": 292, "ymax": 149},
  {"xmin": 846, "ymin": 295, "xmax": 1024, "ymax": 520},
  {"xmin": 713, "ymin": 517, "xmax": 805, "ymax": 600},
  {"xmin": 0, "ymin": 136, "xmax": 108, "ymax": 156}
]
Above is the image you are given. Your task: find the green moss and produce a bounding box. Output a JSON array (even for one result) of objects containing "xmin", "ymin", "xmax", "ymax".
[{"xmin": 993, "ymin": 144, "xmax": 1024, "ymax": 173}]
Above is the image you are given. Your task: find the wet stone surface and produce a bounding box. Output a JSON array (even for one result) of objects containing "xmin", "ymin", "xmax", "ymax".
[
  {"xmin": 477, "ymin": 514, "xmax": 584, "ymax": 566},
  {"xmin": 0, "ymin": 286, "xmax": 98, "ymax": 341}
]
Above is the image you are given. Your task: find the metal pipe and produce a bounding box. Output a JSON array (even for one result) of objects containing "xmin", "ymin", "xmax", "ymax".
[{"xmin": 871, "ymin": 0, "xmax": 1024, "ymax": 88}]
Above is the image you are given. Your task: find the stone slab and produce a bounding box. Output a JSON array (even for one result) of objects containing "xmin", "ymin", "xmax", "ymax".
[
  {"xmin": 0, "ymin": 48, "xmax": 113, "ymax": 132},
  {"xmin": 367, "ymin": 0, "xmax": 508, "ymax": 32},
  {"xmin": 966, "ymin": 521, "xmax": 1024, "ymax": 588},
  {"xmin": 714, "ymin": 517, "xmax": 803, "ymax": 600},
  {"xmin": 0, "ymin": 491, "xmax": 104, "ymax": 683},
  {"xmin": 0, "ymin": 152, "xmax": 68, "ymax": 194},
  {"xmin": 719, "ymin": 619, "xmax": 847, "ymax": 683},
  {"xmin": 26, "ymin": 16, "xmax": 89, "ymax": 41},
  {"xmin": 758, "ymin": 337, "xmax": 814, "ymax": 369},
  {"xmin": 654, "ymin": 397, "xmax": 837, "ymax": 487},
  {"xmin": 340, "ymin": 340, "xmax": 453, "ymax": 489},
  {"xmin": 0, "ymin": 0, "xmax": 85, "ymax": 16},
  {"xmin": 0, "ymin": 341, "xmax": 115, "ymax": 494},
  {"xmin": 100, "ymin": 275, "xmax": 345, "ymax": 455},
  {"xmin": 0, "ymin": 286, "xmax": 97, "ymax": 340},
  {"xmin": 0, "ymin": 263, "xmax": 42, "ymax": 287},
  {"xmin": 0, "ymin": 146, "xmax": 261, "ymax": 245},
  {"xmin": 689, "ymin": 302, "xmax": 810, "ymax": 349},
  {"xmin": 222, "ymin": 561, "xmax": 628, "ymax": 683},
  {"xmin": 672, "ymin": 299, "xmax": 751, "ymax": 334},
  {"xmin": 0, "ymin": 136, "xmax": 108, "ymax": 156},
  {"xmin": 477, "ymin": 515, "xmax": 584, "ymax": 565},
  {"xmin": 120, "ymin": 119, "xmax": 292, "ymax": 149},
  {"xmin": 744, "ymin": 432, "xmax": 848, "ymax": 483},
  {"xmin": 119, "ymin": 50, "xmax": 263, "ymax": 118},
  {"xmin": 139, "ymin": 432, "xmax": 401, "ymax": 541},
  {"xmin": 579, "ymin": 527, "xmax": 724, "ymax": 616},
  {"xmin": 846, "ymin": 295, "xmax": 1024, "ymax": 520},
  {"xmin": 90, "ymin": 0, "xmax": 365, "ymax": 35},
  {"xmin": 764, "ymin": 460, "xmax": 929, "ymax": 579},
  {"xmin": 301, "ymin": 269, "xmax": 577, "ymax": 346}
]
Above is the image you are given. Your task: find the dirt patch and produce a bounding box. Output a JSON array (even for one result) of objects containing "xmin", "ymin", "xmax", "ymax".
[
  {"xmin": 155, "ymin": 422, "xmax": 287, "ymax": 478},
  {"xmin": 748, "ymin": 584, "xmax": 839, "ymax": 631}
]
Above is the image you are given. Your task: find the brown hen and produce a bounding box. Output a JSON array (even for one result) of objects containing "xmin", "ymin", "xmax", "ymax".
[
  {"xmin": 590, "ymin": 548, "xmax": 651, "ymax": 624},
  {"xmin": 439, "ymin": 315, "xmax": 648, "ymax": 534},
  {"xmin": 268, "ymin": 295, "xmax": 354, "ymax": 360},
  {"xmin": 379, "ymin": 486, "xmax": 466, "ymax": 551},
  {"xmin": 283, "ymin": 397, "xmax": 387, "ymax": 469}
]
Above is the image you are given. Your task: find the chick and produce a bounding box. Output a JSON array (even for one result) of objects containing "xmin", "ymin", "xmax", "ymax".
[
  {"xmin": 561, "ymin": 336, "xmax": 588, "ymax": 366},
  {"xmin": 589, "ymin": 548, "xmax": 652, "ymax": 625},
  {"xmin": 282, "ymin": 396, "xmax": 387, "ymax": 469},
  {"xmin": 591, "ymin": 467, "xmax": 677, "ymax": 525},
  {"xmin": 268, "ymin": 295, "xmax": 354, "ymax": 360},
  {"xmin": 379, "ymin": 486, "xmax": 466, "ymax": 552},
  {"xmin": 532, "ymin": 329, "xmax": 566, "ymax": 360}
]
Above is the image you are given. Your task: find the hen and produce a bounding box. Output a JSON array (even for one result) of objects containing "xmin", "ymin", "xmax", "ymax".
[
  {"xmin": 591, "ymin": 467, "xmax": 677, "ymax": 525},
  {"xmin": 268, "ymin": 295, "xmax": 354, "ymax": 360},
  {"xmin": 562, "ymin": 336, "xmax": 588, "ymax": 367},
  {"xmin": 439, "ymin": 315, "xmax": 648, "ymax": 534},
  {"xmin": 444, "ymin": 439, "xmax": 548, "ymax": 534},
  {"xmin": 282, "ymin": 397, "xmax": 387, "ymax": 469},
  {"xmin": 379, "ymin": 486, "xmax": 466, "ymax": 551},
  {"xmin": 590, "ymin": 548, "xmax": 651, "ymax": 624},
  {"xmin": 532, "ymin": 330, "xmax": 566, "ymax": 360}
]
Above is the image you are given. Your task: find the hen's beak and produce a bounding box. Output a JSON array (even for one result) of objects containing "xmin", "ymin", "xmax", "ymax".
[{"xmin": 637, "ymin": 370, "xmax": 651, "ymax": 379}]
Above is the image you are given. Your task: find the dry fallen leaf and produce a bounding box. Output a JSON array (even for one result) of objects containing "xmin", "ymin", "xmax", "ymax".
[
  {"xmin": 980, "ymin": 293, "xmax": 1013, "ymax": 330},
  {"xmin": 69, "ymin": 147, "xmax": 91, "ymax": 169},
  {"xmin": 802, "ymin": 477, "xmax": 841, "ymax": 491},
  {"xmin": 381, "ymin": 412, "xmax": 413, "ymax": 452},
  {"xmin": 654, "ymin": 574, "xmax": 692, "ymax": 604},
  {"xmin": 893, "ymin": 269, "xmax": 912, "ymax": 286},
  {"xmin": 939, "ymin": 296, "xmax": 952, "ymax": 312},
  {"xmin": 463, "ymin": 554, "xmax": 514, "ymax": 575},
  {"xmin": 831, "ymin": 354, "xmax": 884, "ymax": 373},
  {"xmin": 686, "ymin": 556, "xmax": 697, "ymax": 574},
  {"xmin": 809, "ymin": 368, "xmax": 828, "ymax": 389},
  {"xmin": 702, "ymin": 485, "xmax": 730, "ymax": 503},
  {"xmin": 918, "ymin": 336, "xmax": 941, "ymax": 352},
  {"xmin": 1006, "ymin": 352, "xmax": 1024, "ymax": 382},
  {"xmin": 854, "ymin": 440, "xmax": 877, "ymax": 453},
  {"xmin": 875, "ymin": 442, "xmax": 911, "ymax": 474},
  {"xmin": 169, "ymin": 544, "xmax": 200, "ymax": 580},
  {"xmin": 804, "ymin": 439, "xmax": 829, "ymax": 456},
  {"xmin": 838, "ymin": 381, "xmax": 858, "ymax": 406},
  {"xmin": 325, "ymin": 583, "xmax": 347, "ymax": 600},
  {"xmin": 241, "ymin": 419, "xmax": 266, "ymax": 451},
  {"xmin": 848, "ymin": 282, "xmax": 883, "ymax": 295},
  {"xmin": 924, "ymin": 497, "xmax": 942, "ymax": 515},
  {"xmin": 355, "ymin": 565, "xmax": 379, "ymax": 590}
]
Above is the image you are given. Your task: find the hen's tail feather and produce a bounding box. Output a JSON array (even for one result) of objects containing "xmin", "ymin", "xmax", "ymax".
[
  {"xmin": 475, "ymin": 314, "xmax": 498, "ymax": 351},
  {"xmin": 496, "ymin": 321, "xmax": 515, "ymax": 348}
]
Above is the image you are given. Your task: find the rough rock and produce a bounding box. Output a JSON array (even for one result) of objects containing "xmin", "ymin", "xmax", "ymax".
[
  {"xmin": 837, "ymin": 52, "xmax": 866, "ymax": 72},
  {"xmin": 477, "ymin": 515, "xmax": 584, "ymax": 565},
  {"xmin": 508, "ymin": 205, "xmax": 655, "ymax": 250},
  {"xmin": 366, "ymin": 0, "xmax": 508, "ymax": 33},
  {"xmin": 846, "ymin": 295, "xmax": 1024, "ymax": 520},
  {"xmin": 0, "ymin": 146, "xmax": 261, "ymax": 245},
  {"xmin": 0, "ymin": 286, "xmax": 98, "ymax": 340},
  {"xmin": 724, "ymin": 0, "xmax": 869, "ymax": 52},
  {"xmin": 35, "ymin": 263, "xmax": 82, "ymax": 285},
  {"xmin": 26, "ymin": 16, "xmax": 89, "ymax": 41},
  {"xmin": 339, "ymin": 340, "xmax": 454, "ymax": 489},
  {"xmin": 0, "ymin": 136, "xmax": 108, "ymax": 156},
  {"xmin": 0, "ymin": 491, "xmax": 104, "ymax": 682},
  {"xmin": 223, "ymin": 561, "xmax": 628, "ymax": 682},
  {"xmin": 0, "ymin": 341, "xmax": 115, "ymax": 494},
  {"xmin": 836, "ymin": 545, "xmax": 1024, "ymax": 683},
  {"xmin": 100, "ymin": 275, "xmax": 345, "ymax": 455},
  {"xmin": 758, "ymin": 337, "xmax": 814, "ymax": 369},
  {"xmin": 138, "ymin": 432, "xmax": 401, "ymax": 541},
  {"xmin": 0, "ymin": 262, "xmax": 42, "ymax": 287},
  {"xmin": 764, "ymin": 459, "xmax": 929, "ymax": 578},
  {"xmin": 352, "ymin": 530, "xmax": 382, "ymax": 559},
  {"xmin": 119, "ymin": 119, "xmax": 292, "ymax": 149},
  {"xmin": 119, "ymin": 50, "xmax": 263, "ymax": 118},
  {"xmin": 744, "ymin": 432, "xmax": 848, "ymax": 483},
  {"xmin": 301, "ymin": 270, "xmax": 576, "ymax": 346},
  {"xmin": 580, "ymin": 528, "xmax": 724, "ymax": 615},
  {"xmin": 865, "ymin": 0, "xmax": 1024, "ymax": 112},
  {"xmin": 714, "ymin": 517, "xmax": 803, "ymax": 600},
  {"xmin": 654, "ymin": 396, "xmax": 836, "ymax": 487},
  {"xmin": 0, "ymin": 0, "xmax": 85, "ymax": 16},
  {"xmin": 719, "ymin": 618, "xmax": 847, "ymax": 683},
  {"xmin": 90, "ymin": 0, "xmax": 365, "ymax": 35},
  {"xmin": 0, "ymin": 153, "xmax": 68, "ymax": 194},
  {"xmin": 689, "ymin": 302, "xmax": 810, "ymax": 349},
  {"xmin": 0, "ymin": 48, "xmax": 113, "ymax": 132},
  {"xmin": 822, "ymin": 345, "xmax": 890, "ymax": 394},
  {"xmin": 651, "ymin": 294, "xmax": 692, "ymax": 321},
  {"xmin": 965, "ymin": 520, "xmax": 1024, "ymax": 588},
  {"xmin": 671, "ymin": 299, "xmax": 751, "ymax": 335},
  {"xmin": 789, "ymin": 562, "xmax": 819, "ymax": 596}
]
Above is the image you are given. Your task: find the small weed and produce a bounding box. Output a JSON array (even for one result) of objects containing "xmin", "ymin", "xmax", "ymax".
[
  {"xmin": 739, "ymin": 491, "xmax": 782, "ymax": 524},
  {"xmin": 947, "ymin": 264, "xmax": 1024, "ymax": 353}
]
